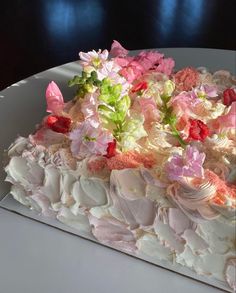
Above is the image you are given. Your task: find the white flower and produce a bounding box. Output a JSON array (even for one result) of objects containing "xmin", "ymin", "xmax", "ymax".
[{"xmin": 79, "ymin": 49, "xmax": 109, "ymax": 68}]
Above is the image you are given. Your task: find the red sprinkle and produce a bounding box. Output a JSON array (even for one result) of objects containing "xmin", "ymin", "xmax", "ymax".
[
  {"xmin": 105, "ymin": 140, "xmax": 117, "ymax": 158},
  {"xmin": 222, "ymin": 88, "xmax": 236, "ymax": 106},
  {"xmin": 46, "ymin": 115, "xmax": 71, "ymax": 133},
  {"xmin": 131, "ymin": 81, "xmax": 148, "ymax": 93},
  {"xmin": 187, "ymin": 119, "xmax": 209, "ymax": 142}
]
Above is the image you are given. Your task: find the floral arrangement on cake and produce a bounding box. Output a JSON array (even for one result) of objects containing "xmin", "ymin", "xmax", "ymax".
[{"xmin": 39, "ymin": 41, "xmax": 236, "ymax": 219}]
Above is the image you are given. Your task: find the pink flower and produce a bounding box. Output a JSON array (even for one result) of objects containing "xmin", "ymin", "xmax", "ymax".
[
  {"xmin": 174, "ymin": 67, "xmax": 199, "ymax": 92},
  {"xmin": 165, "ymin": 146, "xmax": 206, "ymax": 181},
  {"xmin": 198, "ymin": 84, "xmax": 218, "ymax": 98},
  {"xmin": 79, "ymin": 49, "xmax": 108, "ymax": 67},
  {"xmin": 156, "ymin": 58, "xmax": 175, "ymax": 76},
  {"xmin": 171, "ymin": 92, "xmax": 201, "ymax": 117},
  {"xmin": 81, "ymin": 92, "xmax": 100, "ymax": 128},
  {"xmin": 139, "ymin": 97, "xmax": 160, "ymax": 124},
  {"xmin": 119, "ymin": 61, "xmax": 144, "ymax": 83},
  {"xmin": 211, "ymin": 101, "xmax": 236, "ymax": 132},
  {"xmin": 96, "ymin": 61, "xmax": 130, "ymax": 94},
  {"xmin": 110, "ymin": 40, "xmax": 129, "ymax": 57},
  {"xmin": 69, "ymin": 121, "xmax": 113, "ymax": 158},
  {"xmin": 134, "ymin": 51, "xmax": 164, "ymax": 71},
  {"xmin": 45, "ymin": 81, "xmax": 64, "ymax": 115},
  {"xmin": 114, "ymin": 50, "xmax": 174, "ymax": 83}
]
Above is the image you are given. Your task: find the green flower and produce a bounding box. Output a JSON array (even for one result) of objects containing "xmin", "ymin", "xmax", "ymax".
[{"xmin": 120, "ymin": 114, "xmax": 147, "ymax": 151}]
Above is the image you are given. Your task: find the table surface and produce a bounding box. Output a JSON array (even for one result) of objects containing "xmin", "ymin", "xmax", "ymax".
[{"xmin": 1, "ymin": 0, "xmax": 236, "ymax": 90}]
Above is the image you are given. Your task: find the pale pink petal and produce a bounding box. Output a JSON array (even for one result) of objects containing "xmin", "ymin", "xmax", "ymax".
[
  {"xmin": 139, "ymin": 97, "xmax": 160, "ymax": 124},
  {"xmin": 46, "ymin": 81, "xmax": 64, "ymax": 115},
  {"xmin": 156, "ymin": 58, "xmax": 175, "ymax": 76},
  {"xmin": 165, "ymin": 146, "xmax": 206, "ymax": 182},
  {"xmin": 81, "ymin": 92, "xmax": 100, "ymax": 128},
  {"xmin": 110, "ymin": 40, "xmax": 129, "ymax": 57},
  {"xmin": 135, "ymin": 51, "xmax": 164, "ymax": 71},
  {"xmin": 213, "ymin": 101, "xmax": 236, "ymax": 131}
]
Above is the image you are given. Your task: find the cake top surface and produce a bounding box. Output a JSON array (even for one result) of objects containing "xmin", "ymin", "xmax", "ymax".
[{"xmin": 9, "ymin": 41, "xmax": 236, "ymax": 221}]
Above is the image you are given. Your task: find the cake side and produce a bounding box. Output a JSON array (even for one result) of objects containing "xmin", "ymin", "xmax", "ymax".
[{"xmin": 5, "ymin": 41, "xmax": 236, "ymax": 291}]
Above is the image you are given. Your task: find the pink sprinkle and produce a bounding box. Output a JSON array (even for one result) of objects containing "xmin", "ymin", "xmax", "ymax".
[
  {"xmin": 107, "ymin": 151, "xmax": 156, "ymax": 170},
  {"xmin": 87, "ymin": 157, "xmax": 108, "ymax": 173}
]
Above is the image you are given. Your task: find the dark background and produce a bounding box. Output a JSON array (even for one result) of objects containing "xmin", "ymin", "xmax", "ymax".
[{"xmin": 0, "ymin": 0, "xmax": 235, "ymax": 90}]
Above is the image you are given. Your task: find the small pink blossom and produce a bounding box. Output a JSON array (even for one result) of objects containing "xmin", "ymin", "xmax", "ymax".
[
  {"xmin": 69, "ymin": 121, "xmax": 113, "ymax": 158},
  {"xmin": 192, "ymin": 84, "xmax": 218, "ymax": 99},
  {"xmin": 110, "ymin": 40, "xmax": 129, "ymax": 57},
  {"xmin": 171, "ymin": 91, "xmax": 201, "ymax": 117},
  {"xmin": 79, "ymin": 49, "xmax": 109, "ymax": 67},
  {"xmin": 165, "ymin": 146, "xmax": 206, "ymax": 181},
  {"xmin": 81, "ymin": 92, "xmax": 100, "ymax": 128},
  {"xmin": 134, "ymin": 51, "xmax": 164, "ymax": 72},
  {"xmin": 139, "ymin": 97, "xmax": 160, "ymax": 124},
  {"xmin": 114, "ymin": 49, "xmax": 174, "ymax": 83},
  {"xmin": 156, "ymin": 58, "xmax": 175, "ymax": 76},
  {"xmin": 119, "ymin": 61, "xmax": 144, "ymax": 83},
  {"xmin": 211, "ymin": 101, "xmax": 236, "ymax": 132},
  {"xmin": 96, "ymin": 61, "xmax": 130, "ymax": 94},
  {"xmin": 45, "ymin": 81, "xmax": 64, "ymax": 115},
  {"xmin": 201, "ymin": 84, "xmax": 218, "ymax": 98}
]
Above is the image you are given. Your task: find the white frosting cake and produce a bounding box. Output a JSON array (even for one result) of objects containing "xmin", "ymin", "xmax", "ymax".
[{"xmin": 5, "ymin": 41, "xmax": 236, "ymax": 291}]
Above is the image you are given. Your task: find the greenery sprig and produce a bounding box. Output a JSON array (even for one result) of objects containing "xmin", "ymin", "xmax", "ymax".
[
  {"xmin": 161, "ymin": 94, "xmax": 186, "ymax": 148},
  {"xmin": 98, "ymin": 78, "xmax": 130, "ymax": 141},
  {"xmin": 68, "ymin": 71, "xmax": 101, "ymax": 99}
]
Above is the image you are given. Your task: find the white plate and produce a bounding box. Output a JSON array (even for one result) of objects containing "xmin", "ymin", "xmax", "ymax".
[{"xmin": 1, "ymin": 48, "xmax": 235, "ymax": 293}]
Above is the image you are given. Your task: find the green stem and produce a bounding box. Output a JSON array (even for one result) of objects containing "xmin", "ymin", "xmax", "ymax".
[
  {"xmin": 170, "ymin": 123, "xmax": 186, "ymax": 148},
  {"xmin": 114, "ymin": 121, "xmax": 123, "ymax": 142}
]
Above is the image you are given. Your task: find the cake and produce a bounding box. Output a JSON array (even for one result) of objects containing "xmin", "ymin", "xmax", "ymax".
[{"xmin": 5, "ymin": 41, "xmax": 236, "ymax": 291}]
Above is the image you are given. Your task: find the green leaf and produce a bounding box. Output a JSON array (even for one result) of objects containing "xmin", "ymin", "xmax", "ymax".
[
  {"xmin": 98, "ymin": 105, "xmax": 115, "ymax": 120},
  {"xmin": 116, "ymin": 95, "xmax": 131, "ymax": 113},
  {"xmin": 111, "ymin": 84, "xmax": 122, "ymax": 98},
  {"xmin": 68, "ymin": 75, "xmax": 81, "ymax": 87}
]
